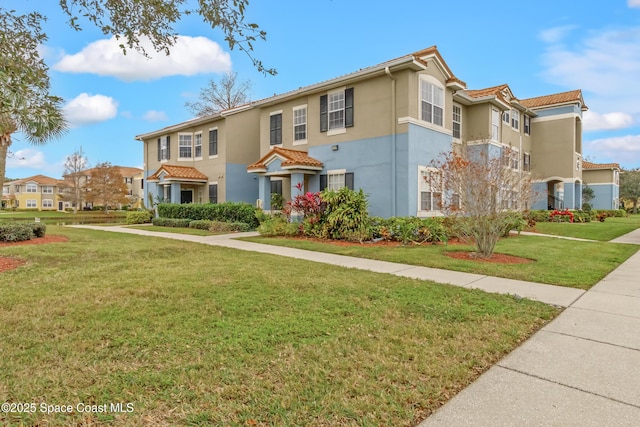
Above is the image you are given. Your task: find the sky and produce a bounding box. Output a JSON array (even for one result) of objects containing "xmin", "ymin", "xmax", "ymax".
[{"xmin": 6, "ymin": 0, "xmax": 640, "ymax": 179}]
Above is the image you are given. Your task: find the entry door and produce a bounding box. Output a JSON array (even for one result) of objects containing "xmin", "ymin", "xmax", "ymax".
[
  {"xmin": 180, "ymin": 190, "xmax": 193, "ymax": 204},
  {"xmin": 58, "ymin": 201, "xmax": 63, "ymax": 211}
]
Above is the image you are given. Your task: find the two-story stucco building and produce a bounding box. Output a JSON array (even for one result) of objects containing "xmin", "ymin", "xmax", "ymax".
[{"xmin": 136, "ymin": 46, "xmax": 594, "ymax": 217}]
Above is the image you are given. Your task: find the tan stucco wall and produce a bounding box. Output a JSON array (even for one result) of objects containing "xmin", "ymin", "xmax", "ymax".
[
  {"xmin": 530, "ymin": 116, "xmax": 579, "ymax": 180},
  {"xmin": 583, "ymin": 169, "xmax": 615, "ymax": 184}
]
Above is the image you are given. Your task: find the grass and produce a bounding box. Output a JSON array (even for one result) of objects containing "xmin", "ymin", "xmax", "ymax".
[
  {"xmin": 241, "ymin": 235, "xmax": 638, "ymax": 289},
  {"xmin": 125, "ymin": 225, "xmax": 215, "ymax": 236},
  {"xmin": 0, "ymin": 210, "xmax": 127, "ymax": 225},
  {"xmin": 0, "ymin": 226, "xmax": 558, "ymax": 426},
  {"xmin": 532, "ymin": 214, "xmax": 640, "ymax": 241}
]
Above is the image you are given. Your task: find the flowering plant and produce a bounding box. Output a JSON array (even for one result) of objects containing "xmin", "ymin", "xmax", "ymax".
[{"xmin": 549, "ymin": 209, "xmax": 574, "ymax": 223}]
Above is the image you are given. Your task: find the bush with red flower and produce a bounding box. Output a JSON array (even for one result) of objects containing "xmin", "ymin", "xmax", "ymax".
[{"xmin": 549, "ymin": 209, "xmax": 574, "ymax": 223}]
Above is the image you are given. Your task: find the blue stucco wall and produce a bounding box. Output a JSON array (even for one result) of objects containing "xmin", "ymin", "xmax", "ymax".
[
  {"xmin": 532, "ymin": 182, "xmax": 548, "ymax": 210},
  {"xmin": 534, "ymin": 105, "xmax": 582, "ymax": 118},
  {"xmin": 404, "ymin": 124, "xmax": 454, "ymax": 217},
  {"xmin": 225, "ymin": 163, "xmax": 259, "ymax": 204},
  {"xmin": 308, "ymin": 135, "xmax": 396, "ymax": 217},
  {"xmin": 589, "ymin": 184, "xmax": 619, "ymax": 210}
]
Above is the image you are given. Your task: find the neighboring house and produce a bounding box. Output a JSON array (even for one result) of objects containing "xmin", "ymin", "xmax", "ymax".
[
  {"xmin": 135, "ymin": 107, "xmax": 261, "ymax": 207},
  {"xmin": 582, "ymin": 161, "xmax": 620, "ymax": 210},
  {"xmin": 63, "ymin": 165, "xmax": 144, "ymax": 210},
  {"xmin": 137, "ymin": 45, "xmax": 590, "ymax": 217},
  {"xmin": 2, "ymin": 175, "xmax": 67, "ymax": 211}
]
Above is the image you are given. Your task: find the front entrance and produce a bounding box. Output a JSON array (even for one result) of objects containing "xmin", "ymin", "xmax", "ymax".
[
  {"xmin": 58, "ymin": 201, "xmax": 63, "ymax": 211},
  {"xmin": 181, "ymin": 190, "xmax": 193, "ymax": 204}
]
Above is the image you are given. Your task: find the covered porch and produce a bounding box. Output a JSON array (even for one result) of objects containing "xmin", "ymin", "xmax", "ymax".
[
  {"xmin": 247, "ymin": 147, "xmax": 323, "ymax": 211},
  {"xmin": 146, "ymin": 164, "xmax": 209, "ymax": 204}
]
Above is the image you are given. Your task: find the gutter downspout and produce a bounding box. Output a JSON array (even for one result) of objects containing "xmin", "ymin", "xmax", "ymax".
[{"xmin": 385, "ymin": 66, "xmax": 397, "ymax": 217}]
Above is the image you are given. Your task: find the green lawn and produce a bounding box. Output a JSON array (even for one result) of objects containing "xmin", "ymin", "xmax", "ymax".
[
  {"xmin": 242, "ymin": 235, "xmax": 638, "ymax": 289},
  {"xmin": 126, "ymin": 225, "xmax": 215, "ymax": 236},
  {"xmin": 0, "ymin": 226, "xmax": 558, "ymax": 426},
  {"xmin": 0, "ymin": 210, "xmax": 127, "ymax": 224},
  {"xmin": 532, "ymin": 214, "xmax": 640, "ymax": 241}
]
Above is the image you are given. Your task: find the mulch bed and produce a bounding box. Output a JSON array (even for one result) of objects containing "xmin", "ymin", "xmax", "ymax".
[
  {"xmin": 287, "ymin": 236, "xmax": 532, "ymax": 264},
  {"xmin": 0, "ymin": 235, "xmax": 69, "ymax": 273}
]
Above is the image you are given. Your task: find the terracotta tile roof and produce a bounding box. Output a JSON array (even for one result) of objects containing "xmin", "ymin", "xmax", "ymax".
[
  {"xmin": 520, "ymin": 90, "xmax": 587, "ymax": 110},
  {"xmin": 247, "ymin": 147, "xmax": 324, "ymax": 172},
  {"xmin": 147, "ymin": 164, "xmax": 208, "ymax": 182},
  {"xmin": 582, "ymin": 161, "xmax": 620, "ymax": 170},
  {"xmin": 12, "ymin": 174, "xmax": 60, "ymax": 185},
  {"xmin": 464, "ymin": 84, "xmax": 512, "ymax": 104}
]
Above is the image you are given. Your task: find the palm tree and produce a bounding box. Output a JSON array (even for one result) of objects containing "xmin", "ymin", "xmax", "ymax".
[{"xmin": 1, "ymin": 8, "xmax": 68, "ymax": 192}]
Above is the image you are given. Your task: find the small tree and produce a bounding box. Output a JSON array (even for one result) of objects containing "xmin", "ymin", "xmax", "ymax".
[
  {"xmin": 60, "ymin": 148, "xmax": 89, "ymax": 213},
  {"xmin": 185, "ymin": 72, "xmax": 251, "ymax": 116},
  {"xmin": 84, "ymin": 162, "xmax": 128, "ymax": 211},
  {"xmin": 582, "ymin": 184, "xmax": 595, "ymax": 211},
  {"xmin": 432, "ymin": 143, "xmax": 533, "ymax": 258},
  {"xmin": 620, "ymin": 169, "xmax": 640, "ymax": 214}
]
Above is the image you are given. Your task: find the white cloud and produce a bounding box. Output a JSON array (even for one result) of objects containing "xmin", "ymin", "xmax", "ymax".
[
  {"xmin": 538, "ymin": 25, "xmax": 578, "ymax": 43},
  {"xmin": 53, "ymin": 35, "xmax": 231, "ymax": 82},
  {"xmin": 629, "ymin": 0, "xmax": 640, "ymax": 8},
  {"xmin": 586, "ymin": 135, "xmax": 640, "ymax": 167},
  {"xmin": 583, "ymin": 110, "xmax": 635, "ymax": 131},
  {"xmin": 7, "ymin": 149, "xmax": 48, "ymax": 170},
  {"xmin": 143, "ymin": 110, "xmax": 169, "ymax": 122},
  {"xmin": 64, "ymin": 93, "xmax": 118, "ymax": 127}
]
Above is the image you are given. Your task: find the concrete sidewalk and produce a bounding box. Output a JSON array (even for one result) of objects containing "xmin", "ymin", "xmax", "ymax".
[
  {"xmin": 70, "ymin": 225, "xmax": 640, "ymax": 425},
  {"xmin": 419, "ymin": 228, "xmax": 640, "ymax": 426}
]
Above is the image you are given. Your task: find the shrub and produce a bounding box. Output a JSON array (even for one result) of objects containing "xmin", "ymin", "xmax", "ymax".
[
  {"xmin": 189, "ymin": 220, "xmax": 213, "ymax": 230},
  {"xmin": 257, "ymin": 214, "xmax": 300, "ymax": 237},
  {"xmin": 126, "ymin": 211, "xmax": 153, "ymax": 224},
  {"xmin": 152, "ymin": 217, "xmax": 192, "ymax": 227},
  {"xmin": 31, "ymin": 223, "xmax": 47, "ymax": 238},
  {"xmin": 525, "ymin": 210, "xmax": 551, "ymax": 223},
  {"xmin": 0, "ymin": 223, "xmax": 35, "ymax": 242},
  {"xmin": 573, "ymin": 211, "xmax": 592, "ymax": 223},
  {"xmin": 502, "ymin": 212, "xmax": 527, "ymax": 236},
  {"xmin": 157, "ymin": 202, "xmax": 259, "ymax": 227},
  {"xmin": 370, "ymin": 217, "xmax": 448, "ymax": 244},
  {"xmin": 208, "ymin": 221, "xmax": 252, "ymax": 233},
  {"xmin": 320, "ymin": 188, "xmax": 371, "ymax": 241}
]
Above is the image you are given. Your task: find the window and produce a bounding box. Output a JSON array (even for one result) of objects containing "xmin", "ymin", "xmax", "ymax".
[
  {"xmin": 208, "ymin": 184, "xmax": 218, "ymax": 204},
  {"xmin": 320, "ymin": 88, "xmax": 354, "ymax": 132},
  {"xmin": 511, "ymin": 109, "xmax": 519, "ymax": 130},
  {"xmin": 576, "ymin": 158, "xmax": 581, "ymax": 171},
  {"xmin": 2, "ymin": 186, "xmax": 8, "ymax": 195},
  {"xmin": 26, "ymin": 183, "xmax": 37, "ymax": 193},
  {"xmin": 163, "ymin": 185, "xmax": 171, "ymax": 202},
  {"xmin": 42, "ymin": 199, "xmax": 53, "ymax": 208},
  {"xmin": 293, "ymin": 106, "xmax": 307, "ymax": 142},
  {"xmin": 452, "ymin": 105, "xmax": 461, "ymax": 139},
  {"xmin": 510, "ymin": 150, "xmax": 519, "ymax": 170},
  {"xmin": 42, "ymin": 186, "xmax": 53, "ymax": 194},
  {"xmin": 524, "ymin": 115, "xmax": 531, "ymax": 135},
  {"xmin": 270, "ymin": 112, "xmax": 282, "ymax": 145},
  {"xmin": 523, "ymin": 153, "xmax": 531, "ymax": 172},
  {"xmin": 420, "ymin": 79, "xmax": 444, "ymax": 126},
  {"xmin": 194, "ymin": 132, "xmax": 202, "ymax": 158},
  {"xmin": 491, "ymin": 109, "xmax": 500, "ymax": 141},
  {"xmin": 157, "ymin": 136, "xmax": 170, "ymax": 161},
  {"xmin": 419, "ymin": 167, "xmax": 442, "ymax": 211},
  {"xmin": 27, "ymin": 199, "xmax": 37, "ymax": 208},
  {"xmin": 209, "ymin": 129, "xmax": 218, "ymax": 156},
  {"xmin": 179, "ymin": 134, "xmax": 192, "ymax": 159},
  {"xmin": 319, "ymin": 171, "xmax": 354, "ymax": 191},
  {"xmin": 503, "ymin": 110, "xmax": 510, "ymax": 125}
]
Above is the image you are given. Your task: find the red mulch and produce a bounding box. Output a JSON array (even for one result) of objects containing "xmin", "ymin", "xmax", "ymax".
[
  {"xmin": 287, "ymin": 236, "xmax": 532, "ymax": 264},
  {"xmin": 0, "ymin": 235, "xmax": 69, "ymax": 273}
]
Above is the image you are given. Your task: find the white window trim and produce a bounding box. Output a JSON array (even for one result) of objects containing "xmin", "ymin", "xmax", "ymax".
[
  {"xmin": 26, "ymin": 199, "xmax": 37, "ymax": 208},
  {"xmin": 327, "ymin": 87, "xmax": 347, "ymax": 134},
  {"xmin": 42, "ymin": 199, "xmax": 53, "ymax": 208},
  {"xmin": 417, "ymin": 166, "xmax": 444, "ymax": 217},
  {"xmin": 42, "ymin": 186, "xmax": 54, "ymax": 194},
  {"xmin": 208, "ymin": 127, "xmax": 219, "ymax": 159},
  {"xmin": 26, "ymin": 183, "xmax": 37, "ymax": 193},
  {"xmin": 326, "ymin": 169, "xmax": 347, "ymax": 191},
  {"xmin": 160, "ymin": 135, "xmax": 169, "ymax": 162},
  {"xmin": 178, "ymin": 132, "xmax": 193, "ymax": 161},
  {"xmin": 194, "ymin": 131, "xmax": 203, "ymax": 160},
  {"xmin": 452, "ymin": 103, "xmax": 462, "ymax": 141},
  {"xmin": 511, "ymin": 109, "xmax": 520, "ymax": 131},
  {"xmin": 292, "ymin": 104, "xmax": 308, "ymax": 145},
  {"xmin": 418, "ymin": 75, "xmax": 445, "ymax": 129},
  {"xmin": 491, "ymin": 108, "xmax": 500, "ymax": 142}
]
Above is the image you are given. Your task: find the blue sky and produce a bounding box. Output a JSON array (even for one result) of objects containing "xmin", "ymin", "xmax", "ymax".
[{"xmin": 7, "ymin": 0, "xmax": 640, "ymax": 178}]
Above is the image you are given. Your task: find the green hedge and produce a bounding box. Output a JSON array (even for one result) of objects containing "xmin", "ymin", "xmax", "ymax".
[
  {"xmin": 0, "ymin": 223, "xmax": 37, "ymax": 242},
  {"xmin": 157, "ymin": 202, "xmax": 258, "ymax": 228},
  {"xmin": 152, "ymin": 217, "xmax": 192, "ymax": 227},
  {"xmin": 126, "ymin": 211, "xmax": 153, "ymax": 224}
]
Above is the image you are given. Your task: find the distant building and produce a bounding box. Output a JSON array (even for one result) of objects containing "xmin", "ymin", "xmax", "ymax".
[{"xmin": 582, "ymin": 161, "xmax": 621, "ymax": 210}]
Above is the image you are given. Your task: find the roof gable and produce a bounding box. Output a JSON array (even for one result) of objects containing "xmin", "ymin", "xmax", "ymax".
[
  {"xmin": 247, "ymin": 147, "xmax": 323, "ymax": 173},
  {"xmin": 147, "ymin": 165, "xmax": 208, "ymax": 182}
]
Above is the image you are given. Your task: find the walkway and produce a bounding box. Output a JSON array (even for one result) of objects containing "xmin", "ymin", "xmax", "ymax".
[{"xmin": 70, "ymin": 225, "xmax": 640, "ymax": 425}]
